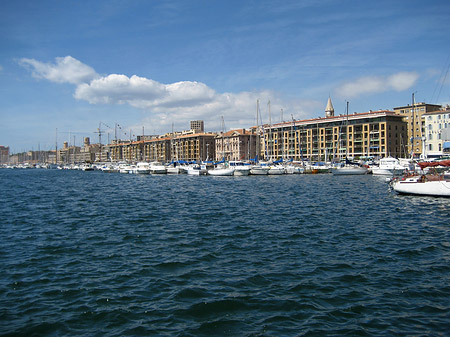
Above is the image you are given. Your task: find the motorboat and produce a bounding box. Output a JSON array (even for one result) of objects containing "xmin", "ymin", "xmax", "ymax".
[
  {"xmin": 149, "ymin": 162, "xmax": 167, "ymax": 174},
  {"xmin": 187, "ymin": 164, "xmax": 207, "ymax": 176},
  {"xmin": 284, "ymin": 164, "xmax": 304, "ymax": 174},
  {"xmin": 119, "ymin": 163, "xmax": 133, "ymax": 174},
  {"xmin": 391, "ymin": 173, "xmax": 450, "ymax": 197},
  {"xmin": 249, "ymin": 165, "xmax": 270, "ymax": 175},
  {"xmin": 331, "ymin": 164, "xmax": 368, "ymax": 175},
  {"xmin": 229, "ymin": 161, "xmax": 251, "ymax": 176},
  {"xmin": 136, "ymin": 162, "xmax": 151, "ymax": 174},
  {"xmin": 371, "ymin": 157, "xmax": 407, "ymax": 176}
]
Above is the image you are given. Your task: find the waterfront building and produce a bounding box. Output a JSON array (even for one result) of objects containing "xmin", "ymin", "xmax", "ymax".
[
  {"xmin": 108, "ymin": 132, "xmax": 216, "ymax": 163},
  {"xmin": 0, "ymin": 146, "xmax": 9, "ymax": 164},
  {"xmin": 260, "ymin": 99, "xmax": 408, "ymax": 162},
  {"xmin": 422, "ymin": 107, "xmax": 450, "ymax": 158},
  {"xmin": 393, "ymin": 101, "xmax": 442, "ymax": 157},
  {"xmin": 214, "ymin": 129, "xmax": 257, "ymax": 161}
]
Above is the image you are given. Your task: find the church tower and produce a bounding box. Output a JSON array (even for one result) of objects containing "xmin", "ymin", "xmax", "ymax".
[{"xmin": 325, "ymin": 97, "xmax": 334, "ymax": 117}]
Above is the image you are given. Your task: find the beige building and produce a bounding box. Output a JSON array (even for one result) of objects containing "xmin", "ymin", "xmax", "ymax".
[
  {"xmin": 393, "ymin": 102, "xmax": 442, "ymax": 157},
  {"xmin": 261, "ymin": 99, "xmax": 408, "ymax": 161},
  {"xmin": 423, "ymin": 107, "xmax": 450, "ymax": 158},
  {"xmin": 214, "ymin": 129, "xmax": 257, "ymax": 161},
  {"xmin": 108, "ymin": 132, "xmax": 216, "ymax": 163}
]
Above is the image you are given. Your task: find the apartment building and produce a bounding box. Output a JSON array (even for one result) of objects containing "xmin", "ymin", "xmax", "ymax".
[
  {"xmin": 393, "ymin": 102, "xmax": 442, "ymax": 157},
  {"xmin": 261, "ymin": 101, "xmax": 408, "ymax": 161},
  {"xmin": 423, "ymin": 107, "xmax": 450, "ymax": 158}
]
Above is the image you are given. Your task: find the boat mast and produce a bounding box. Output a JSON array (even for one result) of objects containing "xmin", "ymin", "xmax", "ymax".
[{"xmin": 256, "ymin": 100, "xmax": 260, "ymax": 162}]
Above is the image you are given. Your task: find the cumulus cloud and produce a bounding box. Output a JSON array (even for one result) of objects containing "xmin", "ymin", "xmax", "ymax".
[
  {"xmin": 19, "ymin": 56, "xmax": 98, "ymax": 84},
  {"xmin": 336, "ymin": 72, "xmax": 419, "ymax": 98},
  {"xmin": 19, "ymin": 55, "xmax": 318, "ymax": 133}
]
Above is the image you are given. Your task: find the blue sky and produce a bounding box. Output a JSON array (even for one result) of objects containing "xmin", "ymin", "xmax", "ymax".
[{"xmin": 1, "ymin": 0, "xmax": 450, "ymax": 153}]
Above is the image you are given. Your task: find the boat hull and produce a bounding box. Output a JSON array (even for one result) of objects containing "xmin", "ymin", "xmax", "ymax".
[
  {"xmin": 250, "ymin": 166, "xmax": 270, "ymax": 175},
  {"xmin": 208, "ymin": 168, "xmax": 235, "ymax": 176},
  {"xmin": 392, "ymin": 177, "xmax": 450, "ymax": 196},
  {"xmin": 331, "ymin": 167, "xmax": 368, "ymax": 175}
]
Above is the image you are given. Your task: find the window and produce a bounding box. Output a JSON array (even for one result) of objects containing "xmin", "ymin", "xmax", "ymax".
[
  {"xmin": 428, "ymin": 124, "xmax": 433, "ymax": 131},
  {"xmin": 429, "ymin": 144, "xmax": 433, "ymax": 151}
]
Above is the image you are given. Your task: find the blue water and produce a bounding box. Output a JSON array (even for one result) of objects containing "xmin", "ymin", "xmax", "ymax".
[{"xmin": 0, "ymin": 169, "xmax": 449, "ymax": 336}]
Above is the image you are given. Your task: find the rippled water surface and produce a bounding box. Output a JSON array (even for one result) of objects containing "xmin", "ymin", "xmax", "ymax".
[{"xmin": 0, "ymin": 169, "xmax": 449, "ymax": 336}]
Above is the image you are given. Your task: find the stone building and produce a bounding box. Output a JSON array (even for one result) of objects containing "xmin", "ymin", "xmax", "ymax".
[{"xmin": 214, "ymin": 129, "xmax": 257, "ymax": 161}]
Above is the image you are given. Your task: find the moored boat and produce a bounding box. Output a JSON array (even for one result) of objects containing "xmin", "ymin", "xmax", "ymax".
[
  {"xmin": 136, "ymin": 162, "xmax": 151, "ymax": 174},
  {"xmin": 149, "ymin": 162, "xmax": 167, "ymax": 174},
  {"xmin": 331, "ymin": 165, "xmax": 368, "ymax": 175},
  {"xmin": 391, "ymin": 173, "xmax": 450, "ymax": 197},
  {"xmin": 371, "ymin": 157, "xmax": 407, "ymax": 176}
]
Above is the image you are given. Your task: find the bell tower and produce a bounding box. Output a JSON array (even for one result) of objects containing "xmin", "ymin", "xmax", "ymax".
[{"xmin": 325, "ymin": 97, "xmax": 334, "ymax": 117}]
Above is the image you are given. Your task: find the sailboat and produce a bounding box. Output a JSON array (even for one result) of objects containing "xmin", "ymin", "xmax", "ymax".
[
  {"xmin": 250, "ymin": 100, "xmax": 270, "ymax": 175},
  {"xmin": 207, "ymin": 117, "xmax": 235, "ymax": 176},
  {"xmin": 331, "ymin": 102, "xmax": 368, "ymax": 175}
]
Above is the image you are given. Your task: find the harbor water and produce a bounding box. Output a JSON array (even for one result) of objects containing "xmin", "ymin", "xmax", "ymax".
[{"xmin": 0, "ymin": 169, "xmax": 449, "ymax": 336}]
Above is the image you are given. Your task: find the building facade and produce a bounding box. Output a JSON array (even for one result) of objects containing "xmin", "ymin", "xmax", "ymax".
[
  {"xmin": 214, "ymin": 129, "xmax": 257, "ymax": 161},
  {"xmin": 260, "ymin": 108, "xmax": 408, "ymax": 162},
  {"xmin": 108, "ymin": 132, "xmax": 216, "ymax": 163},
  {"xmin": 423, "ymin": 107, "xmax": 450, "ymax": 158},
  {"xmin": 393, "ymin": 102, "xmax": 442, "ymax": 157}
]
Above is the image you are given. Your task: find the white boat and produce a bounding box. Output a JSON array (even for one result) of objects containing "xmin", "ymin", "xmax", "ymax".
[
  {"xmin": 268, "ymin": 165, "xmax": 286, "ymax": 175},
  {"xmin": 229, "ymin": 161, "xmax": 251, "ymax": 176},
  {"xmin": 149, "ymin": 162, "xmax": 167, "ymax": 174},
  {"xmin": 119, "ymin": 163, "xmax": 133, "ymax": 174},
  {"xmin": 391, "ymin": 173, "xmax": 450, "ymax": 197},
  {"xmin": 187, "ymin": 164, "xmax": 207, "ymax": 175},
  {"xmin": 284, "ymin": 164, "xmax": 304, "ymax": 174},
  {"xmin": 166, "ymin": 166, "xmax": 182, "ymax": 174},
  {"xmin": 331, "ymin": 164, "xmax": 368, "ymax": 175},
  {"xmin": 101, "ymin": 164, "xmax": 118, "ymax": 173},
  {"xmin": 372, "ymin": 157, "xmax": 407, "ymax": 176},
  {"xmin": 250, "ymin": 165, "xmax": 270, "ymax": 175},
  {"xmin": 80, "ymin": 164, "xmax": 94, "ymax": 171},
  {"xmin": 208, "ymin": 167, "xmax": 235, "ymax": 176},
  {"xmin": 136, "ymin": 162, "xmax": 151, "ymax": 174}
]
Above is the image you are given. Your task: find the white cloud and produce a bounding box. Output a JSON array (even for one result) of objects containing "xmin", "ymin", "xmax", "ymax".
[
  {"xmin": 336, "ymin": 71, "xmax": 419, "ymax": 98},
  {"xmin": 19, "ymin": 56, "xmax": 98, "ymax": 84},
  {"xmin": 20, "ymin": 55, "xmax": 319, "ymax": 133},
  {"xmin": 74, "ymin": 74, "xmax": 166, "ymax": 105}
]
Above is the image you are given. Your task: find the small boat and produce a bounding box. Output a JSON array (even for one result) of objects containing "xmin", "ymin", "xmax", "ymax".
[
  {"xmin": 119, "ymin": 163, "xmax": 133, "ymax": 174},
  {"xmin": 149, "ymin": 162, "xmax": 167, "ymax": 174},
  {"xmin": 331, "ymin": 165, "xmax": 368, "ymax": 175},
  {"xmin": 284, "ymin": 164, "xmax": 304, "ymax": 174},
  {"xmin": 136, "ymin": 162, "xmax": 151, "ymax": 174},
  {"xmin": 187, "ymin": 164, "xmax": 207, "ymax": 175},
  {"xmin": 208, "ymin": 165, "xmax": 235, "ymax": 176},
  {"xmin": 331, "ymin": 157, "xmax": 368, "ymax": 175},
  {"xmin": 229, "ymin": 161, "xmax": 251, "ymax": 176},
  {"xmin": 249, "ymin": 165, "xmax": 270, "ymax": 175},
  {"xmin": 371, "ymin": 157, "xmax": 407, "ymax": 176},
  {"xmin": 391, "ymin": 173, "xmax": 450, "ymax": 197},
  {"xmin": 268, "ymin": 165, "xmax": 286, "ymax": 175}
]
